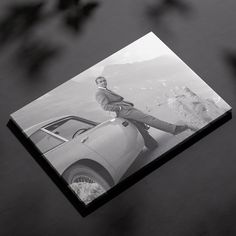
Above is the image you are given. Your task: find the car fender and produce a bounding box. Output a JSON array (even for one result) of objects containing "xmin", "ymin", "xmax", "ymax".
[{"xmin": 43, "ymin": 137, "xmax": 116, "ymax": 181}]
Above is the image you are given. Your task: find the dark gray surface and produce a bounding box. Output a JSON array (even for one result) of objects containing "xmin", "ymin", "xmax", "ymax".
[{"xmin": 0, "ymin": 0, "xmax": 235, "ymax": 235}]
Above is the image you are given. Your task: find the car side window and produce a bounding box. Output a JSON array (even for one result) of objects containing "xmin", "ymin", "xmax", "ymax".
[
  {"xmin": 45, "ymin": 118, "xmax": 94, "ymax": 140},
  {"xmin": 30, "ymin": 130, "xmax": 65, "ymax": 153}
]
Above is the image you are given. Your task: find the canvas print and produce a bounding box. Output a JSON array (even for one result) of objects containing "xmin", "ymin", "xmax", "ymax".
[{"xmin": 11, "ymin": 32, "xmax": 231, "ymax": 205}]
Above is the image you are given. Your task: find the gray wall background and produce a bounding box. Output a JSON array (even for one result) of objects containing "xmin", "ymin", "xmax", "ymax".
[{"xmin": 1, "ymin": 0, "xmax": 236, "ymax": 235}]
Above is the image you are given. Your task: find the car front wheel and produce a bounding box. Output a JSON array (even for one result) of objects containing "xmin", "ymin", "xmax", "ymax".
[{"xmin": 62, "ymin": 162, "xmax": 114, "ymax": 204}]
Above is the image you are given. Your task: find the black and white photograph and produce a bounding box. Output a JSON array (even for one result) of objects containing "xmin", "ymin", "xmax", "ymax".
[{"xmin": 11, "ymin": 32, "xmax": 231, "ymax": 205}]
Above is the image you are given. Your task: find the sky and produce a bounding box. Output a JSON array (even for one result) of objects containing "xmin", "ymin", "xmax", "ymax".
[{"xmin": 71, "ymin": 32, "xmax": 173, "ymax": 82}]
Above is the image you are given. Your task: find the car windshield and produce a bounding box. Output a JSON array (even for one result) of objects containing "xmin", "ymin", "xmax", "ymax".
[{"xmin": 30, "ymin": 118, "xmax": 95, "ymax": 153}]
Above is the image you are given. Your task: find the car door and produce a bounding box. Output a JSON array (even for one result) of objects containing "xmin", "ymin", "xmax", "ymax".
[{"xmin": 80, "ymin": 118, "xmax": 144, "ymax": 182}]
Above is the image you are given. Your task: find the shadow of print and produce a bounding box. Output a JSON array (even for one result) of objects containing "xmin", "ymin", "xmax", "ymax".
[
  {"xmin": 147, "ymin": 0, "xmax": 192, "ymax": 20},
  {"xmin": 0, "ymin": 0, "xmax": 99, "ymax": 77},
  {"xmin": 57, "ymin": 0, "xmax": 99, "ymax": 33},
  {"xmin": 144, "ymin": 0, "xmax": 193, "ymax": 39},
  {"xmin": 224, "ymin": 51, "xmax": 236, "ymax": 78},
  {"xmin": 15, "ymin": 38, "xmax": 63, "ymax": 77},
  {"xmin": 0, "ymin": 2, "xmax": 46, "ymax": 46}
]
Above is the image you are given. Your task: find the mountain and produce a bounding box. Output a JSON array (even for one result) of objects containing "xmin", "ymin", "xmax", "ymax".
[
  {"xmin": 102, "ymin": 55, "xmax": 187, "ymax": 87},
  {"xmin": 167, "ymin": 86, "xmax": 223, "ymax": 129}
]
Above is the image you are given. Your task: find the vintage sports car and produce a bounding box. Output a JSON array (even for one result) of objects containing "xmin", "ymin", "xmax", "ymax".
[{"xmin": 24, "ymin": 116, "xmax": 146, "ymax": 195}]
